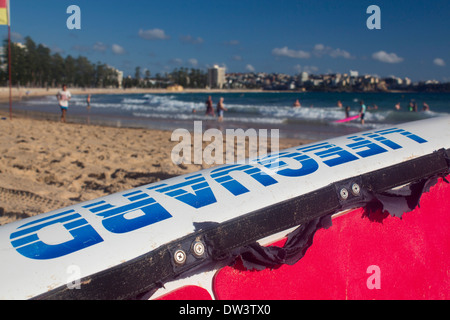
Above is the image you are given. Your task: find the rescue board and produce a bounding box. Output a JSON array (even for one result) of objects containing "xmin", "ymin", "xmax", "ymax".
[
  {"xmin": 333, "ymin": 114, "xmax": 360, "ymax": 123},
  {"xmin": 0, "ymin": 116, "xmax": 449, "ymax": 300}
]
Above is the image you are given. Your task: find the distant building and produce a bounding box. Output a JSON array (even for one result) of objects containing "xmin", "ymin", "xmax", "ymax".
[
  {"xmin": 349, "ymin": 70, "xmax": 359, "ymax": 78},
  {"xmin": 108, "ymin": 66, "xmax": 123, "ymax": 88},
  {"xmin": 332, "ymin": 73, "xmax": 342, "ymax": 86},
  {"xmin": 298, "ymin": 72, "xmax": 309, "ymax": 85},
  {"xmin": 349, "ymin": 70, "xmax": 359, "ymax": 85},
  {"xmin": 207, "ymin": 65, "xmax": 226, "ymax": 89},
  {"xmin": 116, "ymin": 70, "xmax": 123, "ymax": 88}
]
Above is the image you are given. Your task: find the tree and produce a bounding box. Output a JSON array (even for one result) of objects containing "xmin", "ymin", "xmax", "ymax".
[
  {"xmin": 0, "ymin": 34, "xmax": 213, "ymax": 90},
  {"xmin": 134, "ymin": 66, "xmax": 141, "ymax": 82},
  {"xmin": 50, "ymin": 53, "xmax": 65, "ymax": 87},
  {"xmin": 24, "ymin": 36, "xmax": 37, "ymax": 86},
  {"xmin": 8, "ymin": 42, "xmax": 27, "ymax": 86},
  {"xmin": 36, "ymin": 44, "xmax": 51, "ymax": 87},
  {"xmin": 64, "ymin": 55, "xmax": 76, "ymax": 86},
  {"xmin": 75, "ymin": 56, "xmax": 95, "ymax": 87}
]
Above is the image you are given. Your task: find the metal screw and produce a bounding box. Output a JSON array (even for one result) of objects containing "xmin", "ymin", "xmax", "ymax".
[
  {"xmin": 352, "ymin": 183, "xmax": 360, "ymax": 196},
  {"xmin": 340, "ymin": 188, "xmax": 349, "ymax": 200},
  {"xmin": 192, "ymin": 241, "xmax": 205, "ymax": 258},
  {"xmin": 174, "ymin": 249, "xmax": 187, "ymax": 265}
]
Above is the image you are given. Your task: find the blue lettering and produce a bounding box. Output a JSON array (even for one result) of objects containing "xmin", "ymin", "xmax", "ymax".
[
  {"xmin": 375, "ymin": 128, "xmax": 427, "ymax": 144},
  {"xmin": 362, "ymin": 132, "xmax": 402, "ymax": 150},
  {"xmin": 211, "ymin": 164, "xmax": 278, "ymax": 196},
  {"xmin": 10, "ymin": 127, "xmax": 429, "ymax": 260},
  {"xmin": 84, "ymin": 191, "xmax": 172, "ymax": 234},
  {"xmin": 298, "ymin": 142, "xmax": 358, "ymax": 167},
  {"xmin": 10, "ymin": 209, "xmax": 103, "ymax": 260},
  {"xmin": 346, "ymin": 136, "xmax": 388, "ymax": 158},
  {"xmin": 151, "ymin": 174, "xmax": 216, "ymax": 208},
  {"xmin": 257, "ymin": 151, "xmax": 319, "ymax": 177}
]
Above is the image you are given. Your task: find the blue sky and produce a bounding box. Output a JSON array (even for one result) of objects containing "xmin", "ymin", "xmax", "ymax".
[{"xmin": 3, "ymin": 0, "xmax": 449, "ymax": 81}]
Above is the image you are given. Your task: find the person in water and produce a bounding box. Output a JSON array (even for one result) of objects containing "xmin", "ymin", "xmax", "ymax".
[
  {"xmin": 205, "ymin": 96, "xmax": 214, "ymax": 116},
  {"xmin": 216, "ymin": 97, "xmax": 227, "ymax": 122},
  {"xmin": 345, "ymin": 105, "xmax": 351, "ymax": 118},
  {"xmin": 359, "ymin": 100, "xmax": 366, "ymax": 125}
]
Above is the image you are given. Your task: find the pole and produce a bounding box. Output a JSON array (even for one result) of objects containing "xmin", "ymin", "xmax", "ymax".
[{"xmin": 8, "ymin": 23, "xmax": 11, "ymax": 120}]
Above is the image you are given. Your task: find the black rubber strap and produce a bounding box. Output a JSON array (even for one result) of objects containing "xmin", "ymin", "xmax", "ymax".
[
  {"xmin": 34, "ymin": 148, "xmax": 450, "ymax": 300},
  {"xmin": 203, "ymin": 148, "xmax": 450, "ymax": 259}
]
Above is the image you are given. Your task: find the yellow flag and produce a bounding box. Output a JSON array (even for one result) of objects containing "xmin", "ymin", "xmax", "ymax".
[{"xmin": 0, "ymin": 0, "xmax": 9, "ymax": 25}]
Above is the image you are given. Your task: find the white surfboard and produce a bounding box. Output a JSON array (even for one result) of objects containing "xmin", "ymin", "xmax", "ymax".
[{"xmin": 0, "ymin": 116, "xmax": 449, "ymax": 300}]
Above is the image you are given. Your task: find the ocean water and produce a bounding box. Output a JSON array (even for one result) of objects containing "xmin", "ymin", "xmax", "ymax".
[{"xmin": 15, "ymin": 91, "xmax": 450, "ymax": 140}]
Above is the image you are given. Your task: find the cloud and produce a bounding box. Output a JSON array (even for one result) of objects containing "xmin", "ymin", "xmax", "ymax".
[
  {"xmin": 208, "ymin": 63, "xmax": 227, "ymax": 70},
  {"xmin": 433, "ymin": 58, "xmax": 446, "ymax": 67},
  {"xmin": 11, "ymin": 32, "xmax": 23, "ymax": 41},
  {"xmin": 313, "ymin": 44, "xmax": 353, "ymax": 59},
  {"xmin": 272, "ymin": 46, "xmax": 310, "ymax": 59},
  {"xmin": 372, "ymin": 51, "xmax": 404, "ymax": 63},
  {"xmin": 169, "ymin": 58, "xmax": 183, "ymax": 66},
  {"xmin": 273, "ymin": 44, "xmax": 352, "ymax": 60},
  {"xmin": 138, "ymin": 28, "xmax": 170, "ymax": 40},
  {"xmin": 245, "ymin": 64, "xmax": 255, "ymax": 72},
  {"xmin": 112, "ymin": 44, "xmax": 126, "ymax": 55},
  {"xmin": 294, "ymin": 64, "xmax": 319, "ymax": 74},
  {"xmin": 232, "ymin": 55, "xmax": 242, "ymax": 61},
  {"xmin": 93, "ymin": 42, "xmax": 107, "ymax": 53},
  {"xmin": 51, "ymin": 46, "xmax": 64, "ymax": 54},
  {"xmin": 329, "ymin": 48, "xmax": 352, "ymax": 59},
  {"xmin": 314, "ymin": 44, "xmax": 325, "ymax": 51},
  {"xmin": 188, "ymin": 58, "xmax": 198, "ymax": 67},
  {"xmin": 224, "ymin": 40, "xmax": 240, "ymax": 46},
  {"xmin": 180, "ymin": 35, "xmax": 204, "ymax": 44},
  {"xmin": 72, "ymin": 45, "xmax": 91, "ymax": 52}
]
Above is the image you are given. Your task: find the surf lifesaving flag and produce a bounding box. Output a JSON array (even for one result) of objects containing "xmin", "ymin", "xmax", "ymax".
[{"xmin": 0, "ymin": 0, "xmax": 10, "ymax": 25}]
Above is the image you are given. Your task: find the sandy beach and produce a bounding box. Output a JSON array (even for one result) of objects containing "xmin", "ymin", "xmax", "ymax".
[{"xmin": 0, "ymin": 101, "xmax": 311, "ymax": 226}]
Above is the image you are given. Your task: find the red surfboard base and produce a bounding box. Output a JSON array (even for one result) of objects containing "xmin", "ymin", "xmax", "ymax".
[{"xmin": 158, "ymin": 176, "xmax": 449, "ymax": 300}]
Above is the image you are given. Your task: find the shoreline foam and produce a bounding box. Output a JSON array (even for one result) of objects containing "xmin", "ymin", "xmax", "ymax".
[
  {"xmin": 2, "ymin": 87, "xmax": 369, "ymax": 141},
  {"xmin": 0, "ymin": 86, "xmax": 265, "ymax": 104}
]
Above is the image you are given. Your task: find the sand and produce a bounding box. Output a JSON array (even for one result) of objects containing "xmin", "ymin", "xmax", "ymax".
[{"xmin": 0, "ymin": 105, "xmax": 312, "ymax": 226}]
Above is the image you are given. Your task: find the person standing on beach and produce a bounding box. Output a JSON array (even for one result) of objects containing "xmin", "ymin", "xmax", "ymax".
[
  {"xmin": 86, "ymin": 94, "xmax": 91, "ymax": 109},
  {"xmin": 359, "ymin": 100, "xmax": 366, "ymax": 125},
  {"xmin": 56, "ymin": 84, "xmax": 71, "ymax": 123},
  {"xmin": 216, "ymin": 97, "xmax": 227, "ymax": 122},
  {"xmin": 86, "ymin": 94, "xmax": 91, "ymax": 124},
  {"xmin": 205, "ymin": 96, "xmax": 214, "ymax": 116}
]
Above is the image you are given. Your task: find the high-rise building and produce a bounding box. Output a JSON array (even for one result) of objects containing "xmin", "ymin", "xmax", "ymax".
[
  {"xmin": 298, "ymin": 71, "xmax": 309, "ymax": 85},
  {"xmin": 207, "ymin": 65, "xmax": 226, "ymax": 89}
]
